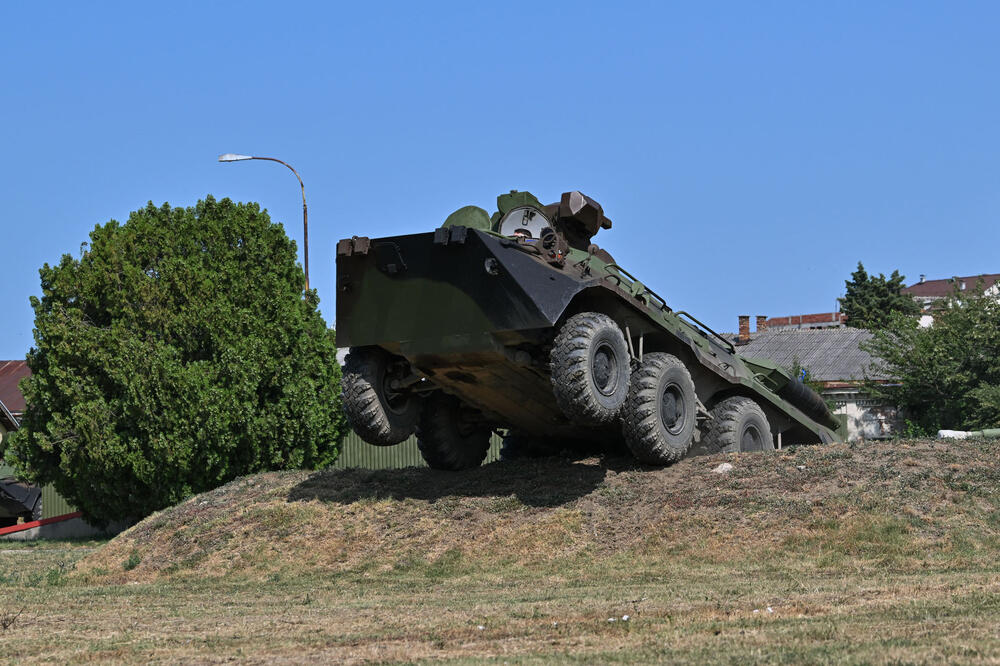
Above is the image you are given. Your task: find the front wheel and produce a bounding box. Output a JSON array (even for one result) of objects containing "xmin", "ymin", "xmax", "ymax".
[
  {"xmin": 341, "ymin": 346, "xmax": 421, "ymax": 446},
  {"xmin": 416, "ymin": 393, "xmax": 493, "ymax": 470},
  {"xmin": 621, "ymin": 352, "xmax": 698, "ymax": 464},
  {"xmin": 550, "ymin": 312, "xmax": 630, "ymax": 425}
]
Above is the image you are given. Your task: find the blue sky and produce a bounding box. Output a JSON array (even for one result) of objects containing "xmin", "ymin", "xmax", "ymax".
[{"xmin": 2, "ymin": 1, "xmax": 998, "ymax": 359}]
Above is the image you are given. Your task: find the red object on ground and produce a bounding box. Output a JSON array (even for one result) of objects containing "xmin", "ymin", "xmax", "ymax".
[{"xmin": 0, "ymin": 511, "xmax": 83, "ymax": 536}]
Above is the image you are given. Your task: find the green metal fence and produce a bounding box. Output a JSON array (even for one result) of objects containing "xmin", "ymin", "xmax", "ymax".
[{"xmin": 330, "ymin": 431, "xmax": 504, "ymax": 469}]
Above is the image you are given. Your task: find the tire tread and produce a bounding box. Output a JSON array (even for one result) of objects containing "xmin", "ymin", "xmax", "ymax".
[
  {"xmin": 341, "ymin": 347, "xmax": 419, "ymax": 446},
  {"xmin": 416, "ymin": 394, "xmax": 492, "ymax": 470},
  {"xmin": 622, "ymin": 352, "xmax": 696, "ymax": 464},
  {"xmin": 702, "ymin": 396, "xmax": 772, "ymax": 454},
  {"xmin": 550, "ymin": 312, "xmax": 629, "ymax": 424}
]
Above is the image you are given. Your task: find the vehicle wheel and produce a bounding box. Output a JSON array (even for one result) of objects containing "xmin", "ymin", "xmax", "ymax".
[
  {"xmin": 702, "ymin": 397, "xmax": 774, "ymax": 454},
  {"xmin": 341, "ymin": 346, "xmax": 422, "ymax": 447},
  {"xmin": 550, "ymin": 312, "xmax": 630, "ymax": 425},
  {"xmin": 29, "ymin": 496, "xmax": 42, "ymax": 522},
  {"xmin": 416, "ymin": 393, "xmax": 492, "ymax": 470},
  {"xmin": 499, "ymin": 432, "xmax": 559, "ymax": 460},
  {"xmin": 0, "ymin": 517, "xmax": 17, "ymax": 528},
  {"xmin": 621, "ymin": 352, "xmax": 698, "ymax": 464}
]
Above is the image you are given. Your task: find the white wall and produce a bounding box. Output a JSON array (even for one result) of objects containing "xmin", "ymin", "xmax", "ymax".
[{"xmin": 825, "ymin": 388, "xmax": 899, "ymax": 441}]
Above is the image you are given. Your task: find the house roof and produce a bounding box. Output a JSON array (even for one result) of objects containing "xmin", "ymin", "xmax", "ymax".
[
  {"xmin": 0, "ymin": 361, "xmax": 31, "ymax": 415},
  {"xmin": 735, "ymin": 328, "xmax": 890, "ymax": 382},
  {"xmin": 902, "ymin": 273, "xmax": 1000, "ymax": 299}
]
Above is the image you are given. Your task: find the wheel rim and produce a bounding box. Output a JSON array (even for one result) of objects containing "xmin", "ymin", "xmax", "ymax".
[
  {"xmin": 741, "ymin": 424, "xmax": 765, "ymax": 451},
  {"xmin": 660, "ymin": 383, "xmax": 687, "ymax": 435},
  {"xmin": 380, "ymin": 364, "xmax": 410, "ymax": 415},
  {"xmin": 592, "ymin": 342, "xmax": 620, "ymax": 396}
]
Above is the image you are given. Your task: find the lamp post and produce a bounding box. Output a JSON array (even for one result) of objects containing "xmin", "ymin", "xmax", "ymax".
[{"xmin": 218, "ymin": 153, "xmax": 310, "ymax": 292}]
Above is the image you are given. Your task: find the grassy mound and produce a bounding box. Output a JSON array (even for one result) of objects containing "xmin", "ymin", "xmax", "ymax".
[{"xmin": 74, "ymin": 439, "xmax": 1000, "ymax": 584}]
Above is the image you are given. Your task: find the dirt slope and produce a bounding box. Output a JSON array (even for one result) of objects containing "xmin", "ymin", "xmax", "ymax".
[{"xmin": 75, "ymin": 439, "xmax": 1000, "ymax": 583}]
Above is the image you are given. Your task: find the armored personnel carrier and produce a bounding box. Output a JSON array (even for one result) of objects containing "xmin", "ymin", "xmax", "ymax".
[{"xmin": 336, "ymin": 190, "xmax": 842, "ymax": 469}]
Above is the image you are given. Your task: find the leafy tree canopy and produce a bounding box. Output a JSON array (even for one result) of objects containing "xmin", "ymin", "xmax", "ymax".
[
  {"xmin": 864, "ymin": 294, "xmax": 1000, "ymax": 433},
  {"xmin": 4, "ymin": 197, "xmax": 346, "ymax": 522},
  {"xmin": 840, "ymin": 262, "xmax": 919, "ymax": 330}
]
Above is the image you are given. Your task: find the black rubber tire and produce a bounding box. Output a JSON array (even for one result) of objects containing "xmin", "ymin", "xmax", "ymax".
[
  {"xmin": 416, "ymin": 393, "xmax": 492, "ymax": 470},
  {"xmin": 778, "ymin": 380, "xmax": 831, "ymax": 423},
  {"xmin": 702, "ymin": 397, "xmax": 774, "ymax": 454},
  {"xmin": 550, "ymin": 312, "xmax": 630, "ymax": 425},
  {"xmin": 621, "ymin": 352, "xmax": 698, "ymax": 464},
  {"xmin": 0, "ymin": 517, "xmax": 16, "ymax": 528},
  {"xmin": 499, "ymin": 433, "xmax": 560, "ymax": 460},
  {"xmin": 341, "ymin": 346, "xmax": 421, "ymax": 447}
]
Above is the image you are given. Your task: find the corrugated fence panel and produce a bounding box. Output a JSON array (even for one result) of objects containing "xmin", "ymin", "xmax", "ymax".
[
  {"xmin": 40, "ymin": 485, "xmax": 74, "ymax": 519},
  {"xmin": 0, "ymin": 462, "xmax": 75, "ymax": 519},
  {"xmin": 331, "ymin": 431, "xmax": 504, "ymax": 469}
]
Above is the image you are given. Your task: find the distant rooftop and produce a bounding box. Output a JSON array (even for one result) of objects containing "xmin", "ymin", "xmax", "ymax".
[
  {"xmin": 764, "ymin": 312, "xmax": 846, "ymax": 330},
  {"xmin": 0, "ymin": 360, "xmax": 30, "ymax": 416},
  {"xmin": 902, "ymin": 273, "xmax": 1000, "ymax": 299},
  {"xmin": 735, "ymin": 328, "xmax": 889, "ymax": 382}
]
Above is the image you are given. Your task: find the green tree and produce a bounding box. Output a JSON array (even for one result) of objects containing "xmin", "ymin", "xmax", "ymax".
[
  {"xmin": 839, "ymin": 262, "xmax": 919, "ymax": 330},
  {"xmin": 864, "ymin": 294, "xmax": 1000, "ymax": 433},
  {"xmin": 3, "ymin": 197, "xmax": 346, "ymax": 522}
]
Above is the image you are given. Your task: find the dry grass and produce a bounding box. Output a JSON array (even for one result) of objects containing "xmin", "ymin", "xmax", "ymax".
[{"xmin": 1, "ymin": 439, "xmax": 999, "ymax": 663}]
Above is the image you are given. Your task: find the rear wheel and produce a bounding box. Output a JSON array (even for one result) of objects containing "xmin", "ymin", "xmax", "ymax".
[
  {"xmin": 621, "ymin": 353, "xmax": 698, "ymax": 464},
  {"xmin": 550, "ymin": 312, "xmax": 630, "ymax": 425},
  {"xmin": 701, "ymin": 397, "xmax": 774, "ymax": 454},
  {"xmin": 416, "ymin": 393, "xmax": 492, "ymax": 470},
  {"xmin": 341, "ymin": 346, "xmax": 421, "ymax": 446}
]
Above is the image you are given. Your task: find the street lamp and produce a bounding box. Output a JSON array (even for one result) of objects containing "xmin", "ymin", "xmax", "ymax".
[{"xmin": 218, "ymin": 153, "xmax": 310, "ymax": 292}]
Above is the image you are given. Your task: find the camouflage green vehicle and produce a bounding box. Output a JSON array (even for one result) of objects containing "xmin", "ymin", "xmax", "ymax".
[{"xmin": 336, "ymin": 190, "xmax": 842, "ymax": 469}]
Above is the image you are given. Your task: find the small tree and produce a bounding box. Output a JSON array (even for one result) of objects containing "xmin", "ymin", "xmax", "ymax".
[
  {"xmin": 4, "ymin": 197, "xmax": 347, "ymax": 522},
  {"xmin": 864, "ymin": 294, "xmax": 1000, "ymax": 433},
  {"xmin": 840, "ymin": 262, "xmax": 919, "ymax": 330}
]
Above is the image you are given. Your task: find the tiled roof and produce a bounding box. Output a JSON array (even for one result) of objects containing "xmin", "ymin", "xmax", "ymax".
[
  {"xmin": 735, "ymin": 328, "xmax": 890, "ymax": 382},
  {"xmin": 0, "ymin": 360, "xmax": 30, "ymax": 415},
  {"xmin": 902, "ymin": 274, "xmax": 1000, "ymax": 299}
]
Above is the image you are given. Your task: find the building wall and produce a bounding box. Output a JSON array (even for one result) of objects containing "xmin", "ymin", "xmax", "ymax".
[
  {"xmin": 824, "ymin": 387, "xmax": 899, "ymax": 441},
  {"xmin": 764, "ymin": 312, "xmax": 846, "ymax": 331}
]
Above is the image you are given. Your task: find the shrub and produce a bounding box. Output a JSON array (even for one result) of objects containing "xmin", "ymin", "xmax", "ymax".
[{"xmin": 5, "ymin": 196, "xmax": 346, "ymax": 522}]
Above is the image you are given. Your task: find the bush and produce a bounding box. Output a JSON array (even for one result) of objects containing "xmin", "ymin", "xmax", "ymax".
[
  {"xmin": 5, "ymin": 196, "xmax": 347, "ymax": 522},
  {"xmin": 865, "ymin": 293, "xmax": 1000, "ymax": 432}
]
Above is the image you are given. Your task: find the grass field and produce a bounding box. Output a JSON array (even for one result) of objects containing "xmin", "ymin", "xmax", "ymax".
[{"xmin": 1, "ymin": 439, "xmax": 999, "ymax": 663}]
